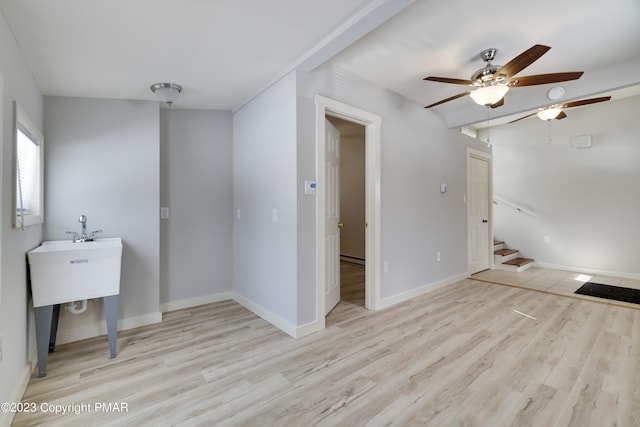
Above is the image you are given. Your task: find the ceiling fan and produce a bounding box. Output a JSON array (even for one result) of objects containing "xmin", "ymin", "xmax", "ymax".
[
  {"xmin": 424, "ymin": 45, "xmax": 584, "ymax": 108},
  {"xmin": 508, "ymin": 96, "xmax": 611, "ymax": 123}
]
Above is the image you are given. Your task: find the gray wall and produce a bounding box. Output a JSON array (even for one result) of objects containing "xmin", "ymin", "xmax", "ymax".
[
  {"xmin": 160, "ymin": 109, "xmax": 233, "ymax": 305},
  {"xmin": 488, "ymin": 94, "xmax": 640, "ymax": 277},
  {"xmin": 232, "ymin": 72, "xmax": 299, "ymax": 325},
  {"xmin": 295, "ymin": 67, "xmax": 491, "ymax": 323},
  {"xmin": 0, "ymin": 9, "xmax": 44, "ymax": 422},
  {"xmin": 43, "ymin": 96, "xmax": 161, "ymax": 332}
]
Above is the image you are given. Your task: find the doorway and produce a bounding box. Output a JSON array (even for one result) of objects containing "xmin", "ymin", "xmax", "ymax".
[
  {"xmin": 315, "ymin": 96, "xmax": 381, "ymax": 328},
  {"xmin": 467, "ymin": 148, "xmax": 493, "ymax": 274},
  {"xmin": 327, "ymin": 116, "xmax": 366, "ymax": 311}
]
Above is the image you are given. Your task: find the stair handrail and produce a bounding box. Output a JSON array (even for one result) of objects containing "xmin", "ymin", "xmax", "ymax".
[{"xmin": 493, "ymin": 195, "xmax": 537, "ymax": 217}]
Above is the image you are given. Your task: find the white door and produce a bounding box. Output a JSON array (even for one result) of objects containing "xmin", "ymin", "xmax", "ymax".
[
  {"xmin": 468, "ymin": 155, "xmax": 490, "ymax": 274},
  {"xmin": 325, "ymin": 118, "xmax": 341, "ymax": 315}
]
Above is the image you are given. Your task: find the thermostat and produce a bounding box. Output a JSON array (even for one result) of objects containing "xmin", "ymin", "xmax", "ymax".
[{"xmin": 304, "ymin": 180, "xmax": 317, "ymax": 196}]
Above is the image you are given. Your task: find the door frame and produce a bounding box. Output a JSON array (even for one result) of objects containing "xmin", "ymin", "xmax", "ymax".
[
  {"xmin": 466, "ymin": 147, "xmax": 494, "ymax": 274},
  {"xmin": 315, "ymin": 95, "xmax": 381, "ymax": 325}
]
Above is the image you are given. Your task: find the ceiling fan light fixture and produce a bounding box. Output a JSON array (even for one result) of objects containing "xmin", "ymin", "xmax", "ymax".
[
  {"xmin": 537, "ymin": 107, "xmax": 562, "ymax": 121},
  {"xmin": 469, "ymin": 85, "xmax": 509, "ymax": 106},
  {"xmin": 150, "ymin": 82, "xmax": 182, "ymax": 106}
]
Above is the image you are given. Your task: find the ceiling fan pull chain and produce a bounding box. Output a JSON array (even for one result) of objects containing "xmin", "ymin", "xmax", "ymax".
[{"xmin": 486, "ymin": 106, "xmax": 491, "ymax": 147}]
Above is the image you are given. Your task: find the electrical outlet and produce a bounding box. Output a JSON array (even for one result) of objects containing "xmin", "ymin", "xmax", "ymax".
[
  {"xmin": 0, "ymin": 335, "xmax": 3, "ymax": 361},
  {"xmin": 437, "ymin": 251, "xmax": 441, "ymax": 262},
  {"xmin": 383, "ymin": 262, "xmax": 389, "ymax": 274}
]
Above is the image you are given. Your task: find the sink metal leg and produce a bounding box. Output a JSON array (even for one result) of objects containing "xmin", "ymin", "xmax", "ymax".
[
  {"xmin": 103, "ymin": 295, "xmax": 119, "ymax": 358},
  {"xmin": 34, "ymin": 305, "xmax": 53, "ymax": 377},
  {"xmin": 49, "ymin": 304, "xmax": 61, "ymax": 352}
]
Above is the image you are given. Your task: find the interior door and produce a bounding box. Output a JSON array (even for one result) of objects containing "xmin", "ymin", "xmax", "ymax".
[
  {"xmin": 325, "ymin": 118, "xmax": 341, "ymax": 315},
  {"xmin": 468, "ymin": 155, "xmax": 490, "ymax": 274}
]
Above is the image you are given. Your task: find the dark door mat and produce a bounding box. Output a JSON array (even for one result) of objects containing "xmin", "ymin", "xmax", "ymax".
[{"xmin": 574, "ymin": 282, "xmax": 640, "ymax": 305}]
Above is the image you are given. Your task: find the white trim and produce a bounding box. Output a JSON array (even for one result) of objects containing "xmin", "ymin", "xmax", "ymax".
[
  {"xmin": 315, "ymin": 95, "xmax": 382, "ymax": 330},
  {"xmin": 294, "ymin": 319, "xmax": 325, "ymax": 339},
  {"xmin": 377, "ymin": 273, "xmax": 468, "ymax": 310},
  {"xmin": 1, "ymin": 348, "xmax": 37, "ymax": 427},
  {"xmin": 466, "ymin": 148, "xmax": 494, "ymax": 275},
  {"xmin": 231, "ymin": 292, "xmax": 298, "ymax": 338},
  {"xmin": 56, "ymin": 311, "xmax": 162, "ymax": 345},
  {"xmin": 231, "ymin": 292, "xmax": 323, "ymax": 338},
  {"xmin": 160, "ymin": 291, "xmax": 234, "ymax": 313},
  {"xmin": 534, "ymin": 262, "xmax": 640, "ymax": 281}
]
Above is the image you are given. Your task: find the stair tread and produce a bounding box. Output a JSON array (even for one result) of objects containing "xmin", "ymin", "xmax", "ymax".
[
  {"xmin": 503, "ymin": 257, "xmax": 534, "ymax": 267},
  {"xmin": 494, "ymin": 240, "xmax": 504, "ymax": 245},
  {"xmin": 495, "ymin": 249, "xmax": 518, "ymax": 256}
]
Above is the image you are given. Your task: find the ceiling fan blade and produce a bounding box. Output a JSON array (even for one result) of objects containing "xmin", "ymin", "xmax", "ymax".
[
  {"xmin": 555, "ymin": 111, "xmax": 568, "ymax": 120},
  {"xmin": 563, "ymin": 96, "xmax": 611, "ymax": 109},
  {"xmin": 424, "ymin": 91, "xmax": 470, "ymax": 108},
  {"xmin": 494, "ymin": 45, "xmax": 551, "ymax": 79},
  {"xmin": 423, "ymin": 76, "xmax": 474, "ymax": 85},
  {"xmin": 490, "ymin": 97, "xmax": 504, "ymax": 108},
  {"xmin": 508, "ymin": 112, "xmax": 537, "ymax": 124},
  {"xmin": 509, "ymin": 71, "xmax": 584, "ymax": 86}
]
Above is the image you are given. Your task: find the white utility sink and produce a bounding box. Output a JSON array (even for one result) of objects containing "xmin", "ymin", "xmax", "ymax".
[{"xmin": 28, "ymin": 237, "xmax": 123, "ymax": 307}]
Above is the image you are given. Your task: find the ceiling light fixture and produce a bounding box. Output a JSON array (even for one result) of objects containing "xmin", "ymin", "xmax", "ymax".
[
  {"xmin": 536, "ymin": 107, "xmax": 562, "ymax": 121},
  {"xmin": 547, "ymin": 86, "xmax": 565, "ymax": 100},
  {"xmin": 469, "ymin": 85, "xmax": 509, "ymax": 106},
  {"xmin": 150, "ymin": 83, "xmax": 182, "ymax": 106}
]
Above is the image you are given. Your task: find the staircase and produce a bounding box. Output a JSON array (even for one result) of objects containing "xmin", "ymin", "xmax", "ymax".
[{"xmin": 493, "ymin": 240, "xmax": 534, "ymax": 272}]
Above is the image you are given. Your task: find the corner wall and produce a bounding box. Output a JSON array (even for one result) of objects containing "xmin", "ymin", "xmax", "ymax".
[
  {"xmin": 0, "ymin": 8, "xmax": 44, "ymax": 426},
  {"xmin": 295, "ymin": 67, "xmax": 491, "ymax": 324},
  {"xmin": 232, "ymin": 72, "xmax": 299, "ymax": 329},
  {"xmin": 42, "ymin": 96, "xmax": 161, "ymax": 341},
  {"xmin": 488, "ymin": 94, "xmax": 640, "ymax": 277},
  {"xmin": 160, "ymin": 108, "xmax": 233, "ymax": 309}
]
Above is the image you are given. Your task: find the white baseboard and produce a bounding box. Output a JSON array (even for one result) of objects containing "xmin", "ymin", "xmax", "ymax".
[
  {"xmin": 377, "ymin": 272, "xmax": 468, "ymax": 310},
  {"xmin": 534, "ymin": 262, "xmax": 640, "ymax": 281},
  {"xmin": 160, "ymin": 291, "xmax": 234, "ymax": 313},
  {"xmin": 1, "ymin": 348, "xmax": 38, "ymax": 427},
  {"xmin": 294, "ymin": 318, "xmax": 325, "ymax": 338},
  {"xmin": 340, "ymin": 255, "xmax": 366, "ymax": 265},
  {"xmin": 231, "ymin": 292, "xmax": 298, "ymax": 338},
  {"xmin": 56, "ymin": 311, "xmax": 162, "ymax": 345}
]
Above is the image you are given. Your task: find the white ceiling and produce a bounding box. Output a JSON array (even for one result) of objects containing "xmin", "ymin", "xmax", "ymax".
[{"xmin": 2, "ymin": 0, "xmax": 639, "ymax": 127}]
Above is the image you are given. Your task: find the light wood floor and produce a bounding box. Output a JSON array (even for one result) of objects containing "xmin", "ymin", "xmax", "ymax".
[{"xmin": 13, "ymin": 263, "xmax": 640, "ymax": 426}]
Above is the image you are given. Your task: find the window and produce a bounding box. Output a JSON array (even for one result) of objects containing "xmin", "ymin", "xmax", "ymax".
[{"xmin": 14, "ymin": 102, "xmax": 44, "ymax": 228}]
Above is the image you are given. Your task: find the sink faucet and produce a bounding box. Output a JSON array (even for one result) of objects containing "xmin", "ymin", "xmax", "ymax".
[
  {"xmin": 65, "ymin": 214, "xmax": 102, "ymax": 242},
  {"xmin": 79, "ymin": 214, "xmax": 88, "ymax": 240}
]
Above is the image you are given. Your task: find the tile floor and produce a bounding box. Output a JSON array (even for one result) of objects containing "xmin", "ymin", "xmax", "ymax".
[{"xmin": 471, "ymin": 267, "xmax": 640, "ymax": 310}]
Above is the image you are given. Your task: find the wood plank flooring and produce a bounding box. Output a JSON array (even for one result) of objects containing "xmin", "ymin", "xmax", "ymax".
[{"xmin": 13, "ymin": 263, "xmax": 640, "ymax": 426}]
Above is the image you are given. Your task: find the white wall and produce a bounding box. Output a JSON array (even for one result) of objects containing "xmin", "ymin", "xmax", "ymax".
[
  {"xmin": 295, "ymin": 66, "xmax": 491, "ymax": 323},
  {"xmin": 0, "ymin": 9, "xmax": 44, "ymax": 426},
  {"xmin": 160, "ymin": 109, "xmax": 233, "ymax": 306},
  {"xmin": 488, "ymin": 94, "xmax": 640, "ymax": 277},
  {"xmin": 42, "ymin": 96, "xmax": 161, "ymax": 340},
  {"xmin": 233, "ymin": 72, "xmax": 299, "ymax": 325}
]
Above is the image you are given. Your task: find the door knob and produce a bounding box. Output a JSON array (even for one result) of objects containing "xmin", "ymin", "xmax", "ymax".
[
  {"xmin": 482, "ymin": 219, "xmax": 488, "ymax": 223},
  {"xmin": 338, "ymin": 222, "xmax": 344, "ymax": 228}
]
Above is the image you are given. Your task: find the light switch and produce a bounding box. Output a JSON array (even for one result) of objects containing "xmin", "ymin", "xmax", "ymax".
[
  {"xmin": 440, "ymin": 183, "xmax": 447, "ymax": 193},
  {"xmin": 160, "ymin": 207, "xmax": 169, "ymax": 219},
  {"xmin": 272, "ymin": 208, "xmax": 278, "ymax": 222}
]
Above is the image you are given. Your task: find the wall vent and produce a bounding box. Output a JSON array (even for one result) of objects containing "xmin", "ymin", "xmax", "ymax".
[{"xmin": 570, "ymin": 135, "xmax": 592, "ymax": 149}]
